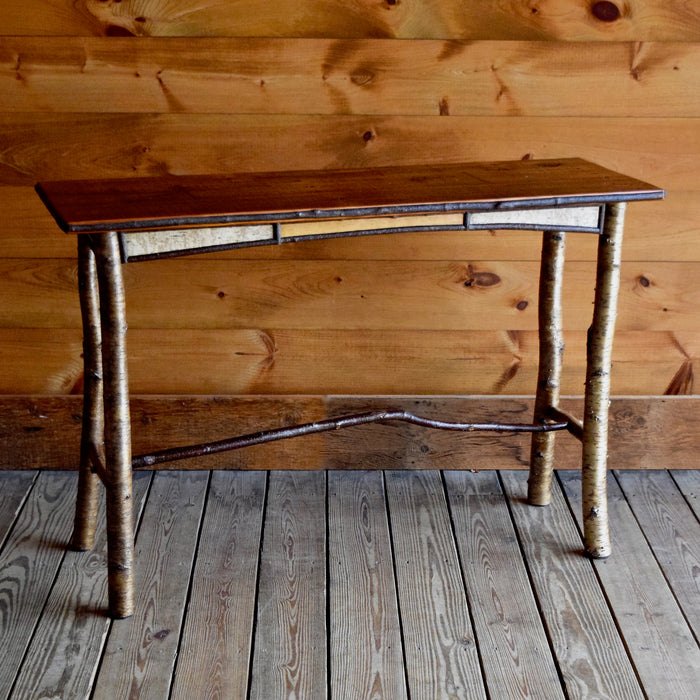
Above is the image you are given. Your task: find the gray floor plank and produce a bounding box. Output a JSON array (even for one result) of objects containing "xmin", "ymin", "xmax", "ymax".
[
  {"xmin": 249, "ymin": 470, "xmax": 327, "ymax": 700},
  {"xmin": 616, "ymin": 470, "xmax": 700, "ymax": 640},
  {"xmin": 671, "ymin": 469, "xmax": 700, "ymax": 520},
  {"xmin": 328, "ymin": 470, "xmax": 407, "ymax": 700},
  {"xmin": 445, "ymin": 470, "xmax": 565, "ymax": 699},
  {"xmin": 3, "ymin": 468, "xmax": 699, "ymax": 699},
  {"xmin": 0, "ymin": 471, "xmax": 37, "ymax": 550},
  {"xmin": 92, "ymin": 471, "xmax": 209, "ymax": 700},
  {"xmin": 0, "ymin": 472, "xmax": 77, "ymax": 698},
  {"xmin": 170, "ymin": 470, "xmax": 267, "ymax": 700},
  {"xmin": 385, "ymin": 470, "xmax": 486, "ymax": 700},
  {"xmin": 560, "ymin": 470, "xmax": 700, "ymax": 699},
  {"xmin": 500, "ymin": 471, "xmax": 644, "ymax": 700},
  {"xmin": 9, "ymin": 472, "xmax": 152, "ymax": 700}
]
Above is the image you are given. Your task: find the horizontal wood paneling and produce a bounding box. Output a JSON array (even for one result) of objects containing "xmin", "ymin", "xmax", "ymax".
[
  {"xmin": 2, "ymin": 114, "xmax": 697, "ymax": 187},
  {"xmin": 3, "ymin": 395, "xmax": 699, "ymax": 471},
  {"xmin": 0, "ymin": 259, "xmax": 695, "ymax": 332},
  {"xmin": 6, "ymin": 1, "xmax": 700, "ymax": 40},
  {"xmin": 0, "ymin": 11, "xmax": 697, "ymax": 416},
  {"xmin": 2, "ymin": 39, "xmax": 698, "ymax": 117},
  {"xmin": 1, "ymin": 328, "xmax": 695, "ymax": 396}
]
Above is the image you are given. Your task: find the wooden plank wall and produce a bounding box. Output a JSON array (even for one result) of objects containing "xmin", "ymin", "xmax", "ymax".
[{"xmin": 1, "ymin": 2, "xmax": 699, "ymax": 414}]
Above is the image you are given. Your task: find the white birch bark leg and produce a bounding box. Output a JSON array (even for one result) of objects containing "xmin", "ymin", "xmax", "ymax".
[
  {"xmin": 582, "ymin": 202, "xmax": 626, "ymax": 558},
  {"xmin": 528, "ymin": 231, "xmax": 566, "ymax": 506},
  {"xmin": 94, "ymin": 232, "xmax": 134, "ymax": 618},
  {"xmin": 70, "ymin": 237, "xmax": 103, "ymax": 551}
]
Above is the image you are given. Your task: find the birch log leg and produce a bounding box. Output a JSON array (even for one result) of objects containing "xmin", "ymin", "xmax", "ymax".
[
  {"xmin": 94, "ymin": 232, "xmax": 134, "ymax": 618},
  {"xmin": 582, "ymin": 202, "xmax": 626, "ymax": 558},
  {"xmin": 528, "ymin": 231, "xmax": 566, "ymax": 506},
  {"xmin": 70, "ymin": 237, "xmax": 104, "ymax": 551}
]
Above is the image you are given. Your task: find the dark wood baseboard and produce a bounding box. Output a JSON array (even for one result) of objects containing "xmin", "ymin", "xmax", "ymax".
[{"xmin": 1, "ymin": 395, "xmax": 697, "ymax": 471}]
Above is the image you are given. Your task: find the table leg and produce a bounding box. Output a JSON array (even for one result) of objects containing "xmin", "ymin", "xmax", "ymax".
[
  {"xmin": 93, "ymin": 232, "xmax": 134, "ymax": 618},
  {"xmin": 528, "ymin": 230, "xmax": 566, "ymax": 506},
  {"xmin": 71, "ymin": 237, "xmax": 103, "ymax": 551},
  {"xmin": 582, "ymin": 202, "xmax": 626, "ymax": 558}
]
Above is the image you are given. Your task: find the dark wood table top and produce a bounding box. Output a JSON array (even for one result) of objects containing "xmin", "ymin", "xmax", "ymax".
[{"xmin": 36, "ymin": 158, "xmax": 664, "ymax": 234}]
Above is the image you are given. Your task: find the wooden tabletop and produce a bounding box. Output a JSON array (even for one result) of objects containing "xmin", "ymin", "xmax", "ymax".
[{"xmin": 36, "ymin": 158, "xmax": 664, "ymax": 234}]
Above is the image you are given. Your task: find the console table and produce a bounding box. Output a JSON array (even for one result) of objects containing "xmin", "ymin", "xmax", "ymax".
[{"xmin": 36, "ymin": 158, "xmax": 664, "ymax": 618}]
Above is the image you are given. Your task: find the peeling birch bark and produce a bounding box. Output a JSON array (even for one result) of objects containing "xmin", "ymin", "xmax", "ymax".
[
  {"xmin": 70, "ymin": 237, "xmax": 103, "ymax": 551},
  {"xmin": 93, "ymin": 232, "xmax": 134, "ymax": 618},
  {"xmin": 528, "ymin": 231, "xmax": 566, "ymax": 506},
  {"xmin": 582, "ymin": 202, "xmax": 626, "ymax": 558}
]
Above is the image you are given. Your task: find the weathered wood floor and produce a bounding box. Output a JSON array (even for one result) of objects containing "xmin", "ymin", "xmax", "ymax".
[{"xmin": 1, "ymin": 468, "xmax": 699, "ymax": 699}]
